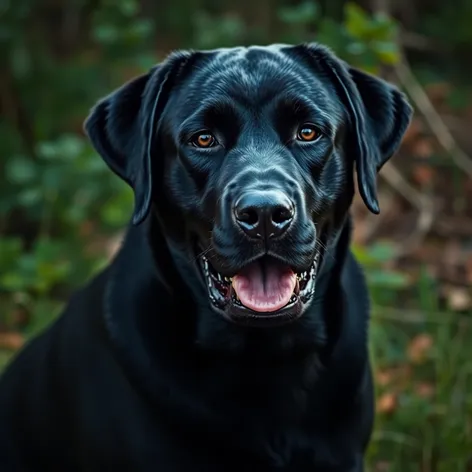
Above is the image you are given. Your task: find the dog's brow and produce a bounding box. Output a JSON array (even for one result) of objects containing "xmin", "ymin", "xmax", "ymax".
[{"xmin": 274, "ymin": 93, "xmax": 338, "ymax": 136}]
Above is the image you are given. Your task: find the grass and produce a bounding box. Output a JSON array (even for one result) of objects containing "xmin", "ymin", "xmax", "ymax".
[{"xmin": 367, "ymin": 306, "xmax": 472, "ymax": 471}]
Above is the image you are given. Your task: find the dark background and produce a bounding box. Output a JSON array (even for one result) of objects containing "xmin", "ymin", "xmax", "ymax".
[{"xmin": 1, "ymin": 1, "xmax": 472, "ymax": 470}]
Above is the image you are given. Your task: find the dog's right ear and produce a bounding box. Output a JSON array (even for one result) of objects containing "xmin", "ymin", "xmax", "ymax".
[{"xmin": 84, "ymin": 51, "xmax": 193, "ymax": 225}]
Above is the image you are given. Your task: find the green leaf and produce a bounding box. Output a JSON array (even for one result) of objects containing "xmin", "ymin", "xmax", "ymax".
[
  {"xmin": 367, "ymin": 269, "xmax": 410, "ymax": 289},
  {"xmin": 17, "ymin": 188, "xmax": 42, "ymax": 207},
  {"xmin": 0, "ymin": 237, "xmax": 23, "ymax": 269},
  {"xmin": 373, "ymin": 40, "xmax": 400, "ymax": 65},
  {"xmin": 367, "ymin": 242, "xmax": 399, "ymax": 263},
  {"xmin": 93, "ymin": 24, "xmax": 120, "ymax": 44},
  {"xmin": 6, "ymin": 156, "xmax": 37, "ymax": 184},
  {"xmin": 119, "ymin": 0, "xmax": 139, "ymax": 17},
  {"xmin": 0, "ymin": 272, "xmax": 28, "ymax": 291},
  {"xmin": 10, "ymin": 42, "xmax": 31, "ymax": 79},
  {"xmin": 278, "ymin": 1, "xmax": 318, "ymax": 25},
  {"xmin": 344, "ymin": 2, "xmax": 370, "ymax": 38},
  {"xmin": 346, "ymin": 41, "xmax": 367, "ymax": 56}
]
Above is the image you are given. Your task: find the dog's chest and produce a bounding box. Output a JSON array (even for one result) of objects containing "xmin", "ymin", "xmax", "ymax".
[{"xmin": 239, "ymin": 427, "xmax": 357, "ymax": 471}]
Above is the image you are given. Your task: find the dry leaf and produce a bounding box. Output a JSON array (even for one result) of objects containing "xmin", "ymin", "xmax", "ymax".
[
  {"xmin": 0, "ymin": 332, "xmax": 25, "ymax": 350},
  {"xmin": 376, "ymin": 369, "xmax": 393, "ymax": 387},
  {"xmin": 376, "ymin": 393, "xmax": 397, "ymax": 414},
  {"xmin": 79, "ymin": 220, "xmax": 95, "ymax": 238},
  {"xmin": 407, "ymin": 334, "xmax": 433, "ymax": 364},
  {"xmin": 446, "ymin": 287, "xmax": 472, "ymax": 311},
  {"xmin": 374, "ymin": 461, "xmax": 392, "ymax": 472},
  {"xmin": 414, "ymin": 382, "xmax": 435, "ymax": 399},
  {"xmin": 412, "ymin": 139, "xmax": 434, "ymax": 159},
  {"xmin": 465, "ymin": 257, "xmax": 472, "ymax": 285},
  {"xmin": 401, "ymin": 118, "xmax": 423, "ymax": 146},
  {"xmin": 425, "ymin": 82, "xmax": 451, "ymax": 103},
  {"xmin": 412, "ymin": 165, "xmax": 434, "ymax": 186}
]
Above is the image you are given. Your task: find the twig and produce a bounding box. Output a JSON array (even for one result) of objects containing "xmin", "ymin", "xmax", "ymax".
[
  {"xmin": 379, "ymin": 162, "xmax": 435, "ymax": 255},
  {"xmin": 400, "ymin": 32, "xmax": 447, "ymax": 53},
  {"xmin": 394, "ymin": 57, "xmax": 472, "ymax": 178},
  {"xmin": 371, "ymin": 306, "xmax": 469, "ymax": 324},
  {"xmin": 380, "ymin": 162, "xmax": 423, "ymax": 209}
]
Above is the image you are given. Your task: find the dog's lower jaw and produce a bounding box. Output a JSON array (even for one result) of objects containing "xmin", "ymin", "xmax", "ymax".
[{"xmin": 198, "ymin": 250, "xmax": 322, "ymax": 328}]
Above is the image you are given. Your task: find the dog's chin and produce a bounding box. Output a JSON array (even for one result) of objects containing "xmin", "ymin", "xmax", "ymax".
[{"xmin": 197, "ymin": 250, "xmax": 322, "ymax": 328}]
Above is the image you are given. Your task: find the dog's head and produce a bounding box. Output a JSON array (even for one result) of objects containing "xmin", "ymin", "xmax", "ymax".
[{"xmin": 85, "ymin": 44, "xmax": 412, "ymax": 332}]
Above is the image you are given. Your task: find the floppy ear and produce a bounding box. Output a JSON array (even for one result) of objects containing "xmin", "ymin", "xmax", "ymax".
[
  {"xmin": 84, "ymin": 51, "xmax": 193, "ymax": 225},
  {"xmin": 299, "ymin": 44, "xmax": 413, "ymax": 214}
]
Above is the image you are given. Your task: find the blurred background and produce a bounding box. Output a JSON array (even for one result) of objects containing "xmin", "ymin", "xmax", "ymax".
[{"xmin": 1, "ymin": 0, "xmax": 472, "ymax": 470}]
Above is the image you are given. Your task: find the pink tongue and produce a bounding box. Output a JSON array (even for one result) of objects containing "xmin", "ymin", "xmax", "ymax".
[{"xmin": 232, "ymin": 260, "xmax": 297, "ymax": 313}]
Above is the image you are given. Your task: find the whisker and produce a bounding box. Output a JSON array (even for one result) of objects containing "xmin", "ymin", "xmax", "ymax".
[
  {"xmin": 192, "ymin": 244, "xmax": 215, "ymax": 263},
  {"xmin": 316, "ymin": 238, "xmax": 335, "ymax": 263}
]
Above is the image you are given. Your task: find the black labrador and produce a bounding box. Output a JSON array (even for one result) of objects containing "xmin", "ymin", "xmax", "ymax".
[{"xmin": 0, "ymin": 43, "xmax": 412, "ymax": 471}]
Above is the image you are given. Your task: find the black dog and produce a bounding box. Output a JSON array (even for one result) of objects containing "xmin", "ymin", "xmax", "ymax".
[{"xmin": 0, "ymin": 43, "xmax": 412, "ymax": 471}]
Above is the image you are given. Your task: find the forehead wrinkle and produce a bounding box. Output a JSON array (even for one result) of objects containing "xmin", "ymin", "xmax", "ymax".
[
  {"xmin": 279, "ymin": 91, "xmax": 343, "ymax": 129},
  {"xmin": 198, "ymin": 68, "xmax": 310, "ymax": 112},
  {"xmin": 183, "ymin": 96, "xmax": 244, "ymax": 124}
]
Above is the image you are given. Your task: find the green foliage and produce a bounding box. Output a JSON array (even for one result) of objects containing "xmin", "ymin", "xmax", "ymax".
[
  {"xmin": 278, "ymin": 1, "xmax": 400, "ymax": 72},
  {"xmin": 193, "ymin": 12, "xmax": 247, "ymax": 48}
]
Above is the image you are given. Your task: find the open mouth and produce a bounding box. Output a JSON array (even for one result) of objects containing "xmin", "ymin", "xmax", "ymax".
[{"xmin": 199, "ymin": 252, "xmax": 321, "ymax": 326}]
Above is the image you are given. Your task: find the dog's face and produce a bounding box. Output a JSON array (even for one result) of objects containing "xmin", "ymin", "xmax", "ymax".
[{"xmin": 85, "ymin": 44, "xmax": 412, "ymax": 330}]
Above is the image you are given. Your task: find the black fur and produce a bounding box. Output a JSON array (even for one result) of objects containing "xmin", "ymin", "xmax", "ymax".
[{"xmin": 0, "ymin": 43, "xmax": 412, "ymax": 471}]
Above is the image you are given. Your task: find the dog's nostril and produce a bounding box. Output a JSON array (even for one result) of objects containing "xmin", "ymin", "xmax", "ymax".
[
  {"xmin": 236, "ymin": 208, "xmax": 259, "ymax": 226},
  {"xmin": 272, "ymin": 206, "xmax": 294, "ymax": 225}
]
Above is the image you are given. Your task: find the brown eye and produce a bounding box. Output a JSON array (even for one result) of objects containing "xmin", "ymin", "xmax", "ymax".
[
  {"xmin": 297, "ymin": 125, "xmax": 321, "ymax": 142},
  {"xmin": 192, "ymin": 132, "xmax": 216, "ymax": 148}
]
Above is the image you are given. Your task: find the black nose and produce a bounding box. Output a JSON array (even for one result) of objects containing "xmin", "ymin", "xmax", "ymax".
[{"xmin": 234, "ymin": 190, "xmax": 294, "ymax": 239}]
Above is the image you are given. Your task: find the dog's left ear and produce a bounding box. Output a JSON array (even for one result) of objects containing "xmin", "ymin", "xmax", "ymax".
[
  {"xmin": 298, "ymin": 44, "xmax": 413, "ymax": 214},
  {"xmin": 84, "ymin": 51, "xmax": 193, "ymax": 225}
]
